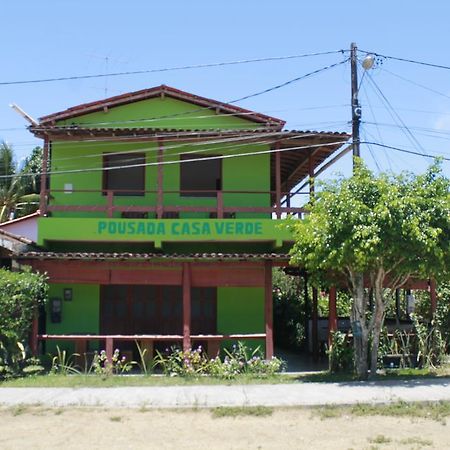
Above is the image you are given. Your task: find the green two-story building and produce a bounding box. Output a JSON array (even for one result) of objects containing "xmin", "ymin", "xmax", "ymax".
[{"xmin": 19, "ymin": 85, "xmax": 349, "ymax": 360}]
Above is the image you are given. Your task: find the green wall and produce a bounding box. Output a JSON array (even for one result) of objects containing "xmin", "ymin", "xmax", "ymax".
[
  {"xmin": 46, "ymin": 284, "xmax": 99, "ymax": 353},
  {"xmin": 47, "ymin": 96, "xmax": 271, "ymax": 221},
  {"xmin": 217, "ymin": 287, "xmax": 265, "ymax": 352}
]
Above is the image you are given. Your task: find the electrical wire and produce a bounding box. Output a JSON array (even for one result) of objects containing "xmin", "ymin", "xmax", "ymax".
[
  {"xmin": 362, "ymin": 141, "xmax": 450, "ymax": 161},
  {"xmin": 358, "ymin": 49, "xmax": 450, "ymax": 71},
  {"xmin": 0, "ymin": 139, "xmax": 348, "ymax": 180},
  {"xmin": 0, "ymin": 50, "xmax": 346, "ymax": 86}
]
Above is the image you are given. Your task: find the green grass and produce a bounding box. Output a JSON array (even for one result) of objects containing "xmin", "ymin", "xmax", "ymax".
[
  {"xmin": 368, "ymin": 434, "xmax": 392, "ymax": 444},
  {"xmin": 315, "ymin": 400, "xmax": 450, "ymax": 422},
  {"xmin": 0, "ymin": 373, "xmax": 298, "ymax": 388},
  {"xmin": 211, "ymin": 406, "xmax": 273, "ymax": 418},
  {"xmin": 1, "ymin": 364, "xmax": 449, "ymax": 388}
]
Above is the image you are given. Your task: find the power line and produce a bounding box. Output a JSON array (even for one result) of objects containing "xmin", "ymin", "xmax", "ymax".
[
  {"xmin": 359, "ymin": 49, "xmax": 450, "ymax": 71},
  {"xmin": 0, "ymin": 50, "xmax": 346, "ymax": 86},
  {"xmin": 0, "ymin": 139, "xmax": 348, "ymax": 180},
  {"xmin": 362, "ymin": 141, "xmax": 450, "ymax": 161}
]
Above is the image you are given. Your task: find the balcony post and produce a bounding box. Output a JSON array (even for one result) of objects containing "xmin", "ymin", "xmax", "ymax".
[
  {"xmin": 39, "ymin": 138, "xmax": 49, "ymax": 216},
  {"xmin": 264, "ymin": 260, "xmax": 274, "ymax": 358},
  {"xmin": 275, "ymin": 141, "xmax": 281, "ymax": 218},
  {"xmin": 308, "ymin": 151, "xmax": 315, "ymax": 201},
  {"xmin": 182, "ymin": 262, "xmax": 191, "ymax": 351},
  {"xmin": 312, "ymin": 287, "xmax": 319, "ymax": 361},
  {"xmin": 30, "ymin": 312, "xmax": 39, "ymax": 356},
  {"xmin": 217, "ymin": 190, "xmax": 223, "ymax": 219},
  {"xmin": 157, "ymin": 137, "xmax": 164, "ymax": 219},
  {"xmin": 107, "ymin": 191, "xmax": 114, "ymax": 218}
]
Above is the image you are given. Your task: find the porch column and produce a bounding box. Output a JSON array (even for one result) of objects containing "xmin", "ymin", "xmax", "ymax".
[
  {"xmin": 308, "ymin": 151, "xmax": 315, "ymax": 202},
  {"xmin": 328, "ymin": 286, "xmax": 338, "ymax": 346},
  {"xmin": 156, "ymin": 137, "xmax": 164, "ymax": 219},
  {"xmin": 264, "ymin": 260, "xmax": 274, "ymax": 358},
  {"xmin": 275, "ymin": 141, "xmax": 281, "ymax": 219},
  {"xmin": 39, "ymin": 138, "xmax": 49, "ymax": 215},
  {"xmin": 182, "ymin": 262, "xmax": 191, "ymax": 351},
  {"xmin": 312, "ymin": 287, "xmax": 319, "ymax": 361},
  {"xmin": 30, "ymin": 313, "xmax": 39, "ymax": 356},
  {"xmin": 430, "ymin": 278, "xmax": 437, "ymax": 318}
]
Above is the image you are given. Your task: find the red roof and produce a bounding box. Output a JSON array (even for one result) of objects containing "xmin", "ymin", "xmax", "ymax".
[{"xmin": 39, "ymin": 85, "xmax": 285, "ymax": 128}]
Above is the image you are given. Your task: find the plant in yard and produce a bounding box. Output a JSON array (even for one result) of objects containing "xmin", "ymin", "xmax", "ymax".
[
  {"xmin": 327, "ymin": 331, "xmax": 354, "ymax": 373},
  {"xmin": 153, "ymin": 346, "xmax": 209, "ymax": 376},
  {"xmin": 0, "ymin": 267, "xmax": 48, "ymax": 379},
  {"xmin": 50, "ymin": 346, "xmax": 81, "ymax": 375},
  {"xmin": 91, "ymin": 349, "xmax": 133, "ymax": 377},
  {"xmin": 288, "ymin": 160, "xmax": 450, "ymax": 379}
]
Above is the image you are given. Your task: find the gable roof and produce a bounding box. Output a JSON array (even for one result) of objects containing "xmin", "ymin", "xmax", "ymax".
[{"xmin": 39, "ymin": 85, "xmax": 285, "ymax": 128}]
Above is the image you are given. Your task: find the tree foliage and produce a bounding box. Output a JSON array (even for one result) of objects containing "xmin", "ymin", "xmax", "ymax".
[
  {"xmin": 288, "ymin": 160, "xmax": 450, "ymax": 379},
  {"xmin": 0, "ymin": 142, "xmax": 42, "ymax": 222},
  {"xmin": 0, "ymin": 268, "xmax": 48, "ymax": 377}
]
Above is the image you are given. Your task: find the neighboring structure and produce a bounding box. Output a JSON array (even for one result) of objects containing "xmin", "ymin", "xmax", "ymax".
[{"xmin": 15, "ymin": 85, "xmax": 350, "ymax": 360}]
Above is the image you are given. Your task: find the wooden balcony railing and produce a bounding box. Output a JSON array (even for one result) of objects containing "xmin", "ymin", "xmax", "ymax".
[{"xmin": 42, "ymin": 189, "xmax": 306, "ymax": 219}]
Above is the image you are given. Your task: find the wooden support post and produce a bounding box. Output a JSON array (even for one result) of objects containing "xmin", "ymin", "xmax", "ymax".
[
  {"xmin": 430, "ymin": 278, "xmax": 437, "ymax": 318},
  {"xmin": 312, "ymin": 287, "xmax": 319, "ymax": 361},
  {"xmin": 217, "ymin": 190, "xmax": 224, "ymax": 219},
  {"xmin": 106, "ymin": 337, "xmax": 113, "ymax": 363},
  {"xmin": 328, "ymin": 286, "xmax": 337, "ymax": 346},
  {"xmin": 308, "ymin": 151, "xmax": 315, "ymax": 202},
  {"xmin": 275, "ymin": 142, "xmax": 281, "ymax": 219},
  {"xmin": 39, "ymin": 138, "xmax": 49, "ymax": 215},
  {"xmin": 264, "ymin": 261, "xmax": 274, "ymax": 359},
  {"xmin": 157, "ymin": 138, "xmax": 164, "ymax": 219},
  {"xmin": 182, "ymin": 262, "xmax": 191, "ymax": 351},
  {"xmin": 30, "ymin": 314, "xmax": 39, "ymax": 356},
  {"xmin": 106, "ymin": 190, "xmax": 114, "ymax": 218}
]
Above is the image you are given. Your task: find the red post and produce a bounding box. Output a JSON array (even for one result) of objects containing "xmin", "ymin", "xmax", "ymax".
[
  {"xmin": 275, "ymin": 142, "xmax": 281, "ymax": 218},
  {"xmin": 157, "ymin": 138, "xmax": 164, "ymax": 219},
  {"xmin": 264, "ymin": 261, "xmax": 274, "ymax": 359},
  {"xmin": 107, "ymin": 190, "xmax": 114, "ymax": 218},
  {"xmin": 312, "ymin": 287, "xmax": 319, "ymax": 361},
  {"xmin": 328, "ymin": 286, "xmax": 338, "ymax": 346},
  {"xmin": 308, "ymin": 151, "xmax": 315, "ymax": 201},
  {"xmin": 430, "ymin": 278, "xmax": 437, "ymax": 318},
  {"xmin": 182, "ymin": 262, "xmax": 191, "ymax": 351},
  {"xmin": 106, "ymin": 337, "xmax": 113, "ymax": 362},
  {"xmin": 30, "ymin": 314, "xmax": 39, "ymax": 356},
  {"xmin": 217, "ymin": 190, "xmax": 224, "ymax": 219},
  {"xmin": 39, "ymin": 138, "xmax": 49, "ymax": 215}
]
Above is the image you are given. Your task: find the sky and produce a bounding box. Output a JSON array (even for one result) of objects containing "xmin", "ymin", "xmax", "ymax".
[{"xmin": 2, "ymin": 1, "xmax": 450, "ymax": 183}]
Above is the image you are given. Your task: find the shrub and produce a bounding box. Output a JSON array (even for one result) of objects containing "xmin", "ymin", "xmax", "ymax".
[
  {"xmin": 0, "ymin": 267, "xmax": 48, "ymax": 379},
  {"xmin": 327, "ymin": 331, "xmax": 354, "ymax": 373}
]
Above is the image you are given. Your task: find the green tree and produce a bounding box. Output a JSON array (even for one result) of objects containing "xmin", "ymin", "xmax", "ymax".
[
  {"xmin": 288, "ymin": 161, "xmax": 450, "ymax": 379},
  {"xmin": 0, "ymin": 142, "xmax": 41, "ymax": 222}
]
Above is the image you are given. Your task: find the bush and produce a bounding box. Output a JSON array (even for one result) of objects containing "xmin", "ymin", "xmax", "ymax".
[
  {"xmin": 0, "ymin": 267, "xmax": 48, "ymax": 379},
  {"xmin": 154, "ymin": 342, "xmax": 285, "ymax": 379},
  {"xmin": 327, "ymin": 331, "xmax": 354, "ymax": 373}
]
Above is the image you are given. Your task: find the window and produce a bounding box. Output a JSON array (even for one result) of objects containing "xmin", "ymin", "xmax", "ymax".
[
  {"xmin": 180, "ymin": 154, "xmax": 221, "ymax": 197},
  {"xmin": 103, "ymin": 153, "xmax": 145, "ymax": 196}
]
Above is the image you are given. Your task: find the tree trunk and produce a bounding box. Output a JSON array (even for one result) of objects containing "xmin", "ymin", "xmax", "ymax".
[
  {"xmin": 370, "ymin": 279, "xmax": 386, "ymax": 379},
  {"xmin": 350, "ymin": 272, "xmax": 369, "ymax": 380}
]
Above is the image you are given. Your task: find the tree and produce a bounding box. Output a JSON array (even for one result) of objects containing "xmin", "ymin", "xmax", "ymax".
[
  {"xmin": 0, "ymin": 142, "xmax": 41, "ymax": 222},
  {"xmin": 288, "ymin": 161, "xmax": 450, "ymax": 379}
]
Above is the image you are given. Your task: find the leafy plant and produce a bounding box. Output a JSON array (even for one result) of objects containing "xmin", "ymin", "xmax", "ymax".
[
  {"xmin": 91, "ymin": 349, "xmax": 133, "ymax": 377},
  {"xmin": 327, "ymin": 331, "xmax": 354, "ymax": 373},
  {"xmin": 50, "ymin": 346, "xmax": 81, "ymax": 375}
]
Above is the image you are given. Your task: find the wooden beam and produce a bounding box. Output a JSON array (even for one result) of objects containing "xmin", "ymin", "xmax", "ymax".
[
  {"xmin": 30, "ymin": 313, "xmax": 39, "ymax": 356},
  {"xmin": 264, "ymin": 260, "xmax": 274, "ymax": 358},
  {"xmin": 157, "ymin": 137, "xmax": 164, "ymax": 219},
  {"xmin": 182, "ymin": 262, "xmax": 191, "ymax": 351},
  {"xmin": 39, "ymin": 138, "xmax": 49, "ymax": 215},
  {"xmin": 275, "ymin": 141, "xmax": 281, "ymax": 218}
]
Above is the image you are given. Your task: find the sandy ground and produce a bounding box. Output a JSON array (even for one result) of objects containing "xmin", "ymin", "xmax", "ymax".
[{"xmin": 0, "ymin": 406, "xmax": 448, "ymax": 450}]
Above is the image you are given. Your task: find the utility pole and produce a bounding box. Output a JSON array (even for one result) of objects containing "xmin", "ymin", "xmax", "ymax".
[{"xmin": 350, "ymin": 42, "xmax": 361, "ymax": 168}]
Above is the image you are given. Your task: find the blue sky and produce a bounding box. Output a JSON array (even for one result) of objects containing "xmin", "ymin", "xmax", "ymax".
[{"xmin": 2, "ymin": 1, "xmax": 450, "ymax": 180}]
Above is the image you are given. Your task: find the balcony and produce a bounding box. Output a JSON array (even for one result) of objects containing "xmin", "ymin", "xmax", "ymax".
[{"xmin": 37, "ymin": 188, "xmax": 302, "ymax": 247}]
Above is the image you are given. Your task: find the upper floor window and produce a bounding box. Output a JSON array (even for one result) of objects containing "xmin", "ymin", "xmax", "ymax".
[
  {"xmin": 180, "ymin": 154, "xmax": 221, "ymax": 197},
  {"xmin": 103, "ymin": 153, "xmax": 145, "ymax": 196}
]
